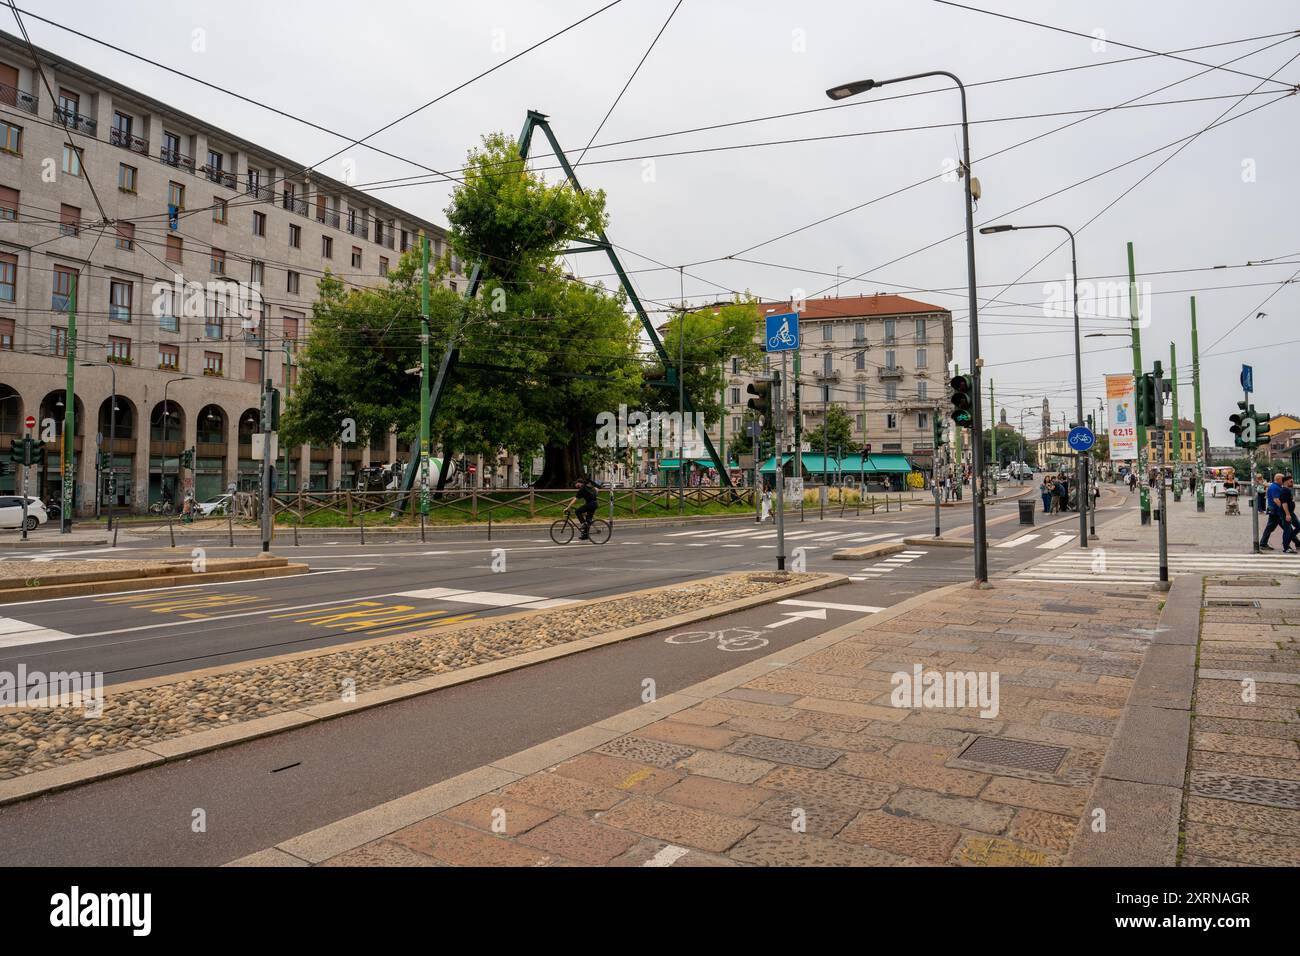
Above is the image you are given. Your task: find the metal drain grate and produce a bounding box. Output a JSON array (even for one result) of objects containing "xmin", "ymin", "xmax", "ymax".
[
  {"xmin": 1205, "ymin": 599, "xmax": 1262, "ymax": 609},
  {"xmin": 958, "ymin": 736, "xmax": 1067, "ymax": 773}
]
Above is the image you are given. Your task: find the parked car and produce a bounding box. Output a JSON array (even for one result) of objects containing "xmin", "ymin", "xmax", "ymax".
[{"xmin": 0, "ymin": 496, "xmax": 48, "ymax": 531}]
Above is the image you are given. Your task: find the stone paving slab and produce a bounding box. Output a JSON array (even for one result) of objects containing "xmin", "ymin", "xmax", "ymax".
[{"xmin": 302, "ymin": 580, "xmax": 1167, "ymax": 867}]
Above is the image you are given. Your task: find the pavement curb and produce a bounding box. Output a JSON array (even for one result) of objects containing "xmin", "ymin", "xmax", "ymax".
[
  {"xmin": 227, "ymin": 578, "xmax": 970, "ymax": 866},
  {"xmin": 0, "ymin": 560, "xmax": 309, "ymax": 604},
  {"xmin": 902, "ymin": 536, "xmax": 973, "ymax": 549},
  {"xmin": 1064, "ymin": 573, "xmax": 1203, "ymax": 867},
  {"xmin": 0, "ymin": 571, "xmax": 848, "ymax": 809},
  {"xmin": 831, "ymin": 542, "xmax": 905, "ymax": 561}
]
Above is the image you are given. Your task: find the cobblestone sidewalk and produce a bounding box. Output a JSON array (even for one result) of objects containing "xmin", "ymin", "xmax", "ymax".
[
  {"xmin": 1182, "ymin": 574, "xmax": 1300, "ymax": 866},
  {"xmin": 300, "ymin": 581, "xmax": 1166, "ymax": 867}
]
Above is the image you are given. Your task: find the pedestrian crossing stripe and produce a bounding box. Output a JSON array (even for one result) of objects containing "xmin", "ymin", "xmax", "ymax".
[
  {"xmin": 997, "ymin": 534, "xmax": 1039, "ymax": 548},
  {"xmin": 1036, "ymin": 534, "xmax": 1075, "ymax": 550},
  {"xmin": 0, "ymin": 616, "xmax": 78, "ymax": 648}
]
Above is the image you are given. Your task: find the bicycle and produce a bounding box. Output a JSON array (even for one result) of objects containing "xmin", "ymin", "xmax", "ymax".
[
  {"xmin": 550, "ymin": 507, "xmax": 611, "ymax": 545},
  {"xmin": 148, "ymin": 501, "xmax": 175, "ymax": 516},
  {"xmin": 664, "ymin": 627, "xmax": 769, "ymax": 652}
]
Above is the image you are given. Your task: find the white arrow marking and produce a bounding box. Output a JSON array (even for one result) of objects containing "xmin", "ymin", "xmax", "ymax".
[{"xmin": 765, "ymin": 607, "xmax": 828, "ymax": 629}]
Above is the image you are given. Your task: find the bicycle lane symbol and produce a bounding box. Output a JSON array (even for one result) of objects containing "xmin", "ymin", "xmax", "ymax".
[{"xmin": 664, "ymin": 627, "xmax": 769, "ymax": 652}]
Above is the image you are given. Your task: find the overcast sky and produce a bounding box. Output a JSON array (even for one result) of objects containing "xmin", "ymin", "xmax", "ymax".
[{"xmin": 23, "ymin": 0, "xmax": 1299, "ymax": 443}]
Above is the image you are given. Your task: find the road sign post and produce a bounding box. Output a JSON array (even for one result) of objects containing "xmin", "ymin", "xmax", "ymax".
[
  {"xmin": 1068, "ymin": 424, "xmax": 1095, "ymax": 548},
  {"xmin": 765, "ymin": 312, "xmax": 798, "ymax": 572},
  {"xmin": 1153, "ymin": 362, "xmax": 1169, "ymax": 590}
]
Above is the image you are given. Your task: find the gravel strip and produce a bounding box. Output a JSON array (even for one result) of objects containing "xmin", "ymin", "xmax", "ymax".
[
  {"xmin": 0, "ymin": 571, "xmax": 815, "ymax": 779},
  {"xmin": 0, "ymin": 559, "xmax": 187, "ymax": 579}
]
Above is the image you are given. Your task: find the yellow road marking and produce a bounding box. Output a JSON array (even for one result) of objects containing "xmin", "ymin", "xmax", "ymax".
[{"xmin": 365, "ymin": 612, "xmax": 477, "ymax": 635}]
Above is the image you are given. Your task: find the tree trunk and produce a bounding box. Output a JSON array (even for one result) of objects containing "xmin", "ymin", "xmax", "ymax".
[{"xmin": 536, "ymin": 438, "xmax": 583, "ymax": 488}]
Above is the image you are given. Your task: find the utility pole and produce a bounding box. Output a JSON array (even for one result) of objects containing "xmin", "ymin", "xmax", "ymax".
[
  {"xmin": 282, "ymin": 340, "xmax": 292, "ymax": 495},
  {"xmin": 1190, "ymin": 297, "xmax": 1205, "ymax": 512},
  {"xmin": 1153, "ymin": 360, "xmax": 1169, "ymax": 590},
  {"xmin": 1128, "ymin": 242, "xmax": 1151, "ymax": 525},
  {"xmin": 1170, "ymin": 341, "xmax": 1182, "ymax": 502},
  {"xmin": 952, "ymin": 363, "xmax": 963, "ymax": 500},
  {"xmin": 61, "ymin": 273, "xmax": 77, "ymax": 533},
  {"xmin": 989, "ymin": 379, "xmax": 997, "ymax": 495},
  {"xmin": 792, "ymin": 338, "xmax": 802, "ymax": 472},
  {"xmin": 259, "ymin": 310, "xmax": 273, "ymax": 553},
  {"xmin": 677, "ymin": 276, "xmax": 685, "ymax": 514},
  {"xmin": 775, "ymin": 360, "xmax": 787, "ymax": 570},
  {"xmin": 420, "ymin": 233, "xmax": 431, "ymax": 517}
]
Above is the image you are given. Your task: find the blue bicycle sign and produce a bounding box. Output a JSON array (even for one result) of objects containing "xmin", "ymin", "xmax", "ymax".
[
  {"xmin": 1067, "ymin": 425, "xmax": 1095, "ymax": 452},
  {"xmin": 765, "ymin": 312, "xmax": 799, "ymax": 352}
]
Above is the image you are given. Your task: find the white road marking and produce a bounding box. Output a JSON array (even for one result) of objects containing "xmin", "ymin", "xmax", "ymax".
[
  {"xmin": 765, "ymin": 607, "xmax": 827, "ymax": 629},
  {"xmin": 996, "ymin": 534, "xmax": 1040, "ymax": 548},
  {"xmin": 392, "ymin": 587, "xmax": 578, "ymax": 609},
  {"xmin": 777, "ymin": 598, "xmax": 883, "ymax": 613},
  {"xmin": 1037, "ymin": 534, "xmax": 1076, "ymax": 550}
]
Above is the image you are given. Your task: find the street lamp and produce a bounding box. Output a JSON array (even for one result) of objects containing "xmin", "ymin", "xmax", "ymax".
[
  {"xmin": 979, "ymin": 222, "xmax": 1088, "ymax": 550},
  {"xmin": 828, "ymin": 69, "xmax": 989, "ymax": 583}
]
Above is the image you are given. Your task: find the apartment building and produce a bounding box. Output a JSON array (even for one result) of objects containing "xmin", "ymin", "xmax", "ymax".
[
  {"xmin": 717, "ymin": 294, "xmax": 954, "ymax": 471},
  {"xmin": 1145, "ymin": 418, "xmax": 1209, "ymax": 465},
  {"xmin": 0, "ymin": 31, "xmax": 464, "ymax": 510}
]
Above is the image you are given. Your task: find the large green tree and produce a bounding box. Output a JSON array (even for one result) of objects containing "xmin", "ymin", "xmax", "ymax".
[{"xmin": 805, "ymin": 404, "xmax": 855, "ymax": 454}]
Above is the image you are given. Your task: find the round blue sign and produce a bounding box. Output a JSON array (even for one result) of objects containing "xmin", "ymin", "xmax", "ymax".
[{"xmin": 1067, "ymin": 425, "xmax": 1096, "ymax": 451}]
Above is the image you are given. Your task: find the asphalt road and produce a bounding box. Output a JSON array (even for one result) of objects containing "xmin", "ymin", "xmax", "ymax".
[{"xmin": 0, "ymin": 488, "xmax": 1128, "ymax": 865}]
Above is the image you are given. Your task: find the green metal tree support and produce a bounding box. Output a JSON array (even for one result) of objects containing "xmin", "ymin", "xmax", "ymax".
[{"xmin": 399, "ymin": 109, "xmax": 733, "ymax": 501}]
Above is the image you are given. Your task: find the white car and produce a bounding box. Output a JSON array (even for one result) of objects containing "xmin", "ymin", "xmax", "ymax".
[{"xmin": 0, "ymin": 496, "xmax": 48, "ymax": 531}]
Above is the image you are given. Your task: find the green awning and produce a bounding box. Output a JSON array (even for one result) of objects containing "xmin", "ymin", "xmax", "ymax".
[
  {"xmin": 759, "ymin": 453, "xmax": 840, "ymax": 474},
  {"xmin": 657, "ymin": 457, "xmax": 733, "ymax": 469},
  {"xmin": 838, "ymin": 454, "xmax": 913, "ymax": 474}
]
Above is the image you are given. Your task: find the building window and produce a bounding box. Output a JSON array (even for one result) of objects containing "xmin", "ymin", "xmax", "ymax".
[
  {"xmin": 918, "ymin": 412, "xmax": 928, "ymax": 430},
  {"xmin": 289, "ymin": 223, "xmax": 301, "ymax": 248},
  {"xmin": 0, "ymin": 252, "xmax": 15, "ymax": 301},
  {"xmin": 855, "ymin": 384, "xmax": 866, "ymax": 402},
  {"xmin": 884, "ymin": 318, "xmax": 896, "ymax": 344},
  {"xmin": 854, "ymin": 322, "xmax": 865, "ymax": 342},
  {"xmin": 915, "ymin": 318, "xmax": 927, "ymax": 343},
  {"xmin": 885, "ymin": 349, "xmax": 896, "ymax": 369},
  {"xmin": 351, "ymin": 246, "xmax": 361, "ymax": 269},
  {"xmin": 118, "ymin": 164, "xmax": 137, "ymax": 193},
  {"xmin": 157, "ymin": 288, "xmax": 179, "ymax": 332},
  {"xmin": 51, "ymin": 326, "xmax": 68, "ymax": 356},
  {"xmin": 287, "ymin": 271, "xmax": 300, "ymax": 294},
  {"xmin": 400, "ymin": 230, "xmax": 409, "ymax": 252},
  {"xmin": 886, "ymin": 382, "xmax": 898, "ymax": 401},
  {"xmin": 210, "ymin": 248, "xmax": 226, "ymax": 275},
  {"xmin": 161, "ymin": 131, "xmax": 181, "ymax": 165},
  {"xmin": 284, "ymin": 314, "xmax": 300, "ymax": 341},
  {"xmin": 283, "ymin": 183, "xmax": 296, "ymax": 211},
  {"xmin": 0, "ymin": 316, "xmax": 12, "ymax": 349},
  {"xmin": 823, "ymin": 352, "xmax": 833, "ymax": 374},
  {"xmin": 213, "ymin": 198, "xmax": 227, "ymax": 224},
  {"xmin": 52, "ymin": 265, "xmax": 75, "ymax": 311},
  {"xmin": 206, "ymin": 149, "xmax": 223, "ymax": 173},
  {"xmin": 158, "ymin": 344, "xmax": 179, "ymax": 369},
  {"xmin": 168, "ymin": 181, "xmax": 184, "ymax": 210},
  {"xmin": 203, "ymin": 351, "xmax": 223, "ymax": 376},
  {"xmin": 0, "ymin": 184, "xmax": 16, "ymax": 221},
  {"xmin": 109, "ymin": 335, "xmax": 131, "ymax": 363},
  {"xmin": 252, "ymin": 211, "xmax": 266, "ymax": 237},
  {"xmin": 113, "ymin": 111, "xmax": 133, "ymax": 138},
  {"xmin": 166, "ymin": 235, "xmax": 182, "ymax": 264},
  {"xmin": 250, "ymin": 260, "xmax": 264, "ymax": 285},
  {"xmin": 321, "ymin": 235, "xmax": 332, "ymax": 259},
  {"xmin": 732, "ymin": 416, "xmax": 740, "ymax": 434},
  {"xmin": 856, "ymin": 412, "xmax": 865, "ymax": 432},
  {"xmin": 821, "ymin": 324, "xmax": 832, "ymax": 342},
  {"xmin": 61, "ymin": 144, "xmax": 83, "ymax": 177},
  {"xmin": 109, "ymin": 280, "xmax": 132, "ymax": 322},
  {"xmin": 916, "ymin": 348, "xmax": 927, "ymax": 368},
  {"xmin": 114, "ymin": 221, "xmax": 134, "ymax": 251},
  {"xmin": 886, "ymin": 413, "xmax": 897, "ymax": 430},
  {"xmin": 917, "ymin": 381, "xmax": 927, "ymax": 401},
  {"xmin": 244, "ymin": 357, "xmax": 262, "ymax": 384},
  {"xmin": 379, "ymin": 256, "xmax": 389, "ymax": 276},
  {"xmin": 730, "ymin": 387, "xmax": 740, "ymax": 405},
  {"xmin": 731, "ymin": 357, "xmax": 740, "ymax": 374},
  {"xmin": 855, "ymin": 351, "xmax": 865, "ymax": 370},
  {"xmin": 0, "ymin": 120, "xmax": 21, "ymax": 154},
  {"xmin": 820, "ymin": 385, "xmax": 830, "ymax": 403},
  {"xmin": 204, "ymin": 308, "xmax": 222, "ymax": 339},
  {"xmin": 59, "ymin": 203, "xmax": 80, "ymax": 236}
]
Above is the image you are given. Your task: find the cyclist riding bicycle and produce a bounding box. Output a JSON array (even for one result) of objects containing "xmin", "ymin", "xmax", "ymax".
[{"xmin": 565, "ymin": 478, "xmax": 600, "ymax": 539}]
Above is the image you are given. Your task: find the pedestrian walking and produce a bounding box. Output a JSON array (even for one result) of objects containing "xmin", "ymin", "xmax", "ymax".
[
  {"xmin": 1280, "ymin": 475, "xmax": 1298, "ymax": 554},
  {"xmin": 1259, "ymin": 473, "xmax": 1286, "ymax": 550},
  {"xmin": 1055, "ymin": 476, "xmax": 1069, "ymax": 513},
  {"xmin": 1128, "ymin": 472, "xmax": 1137, "ymax": 493},
  {"xmin": 1040, "ymin": 477, "xmax": 1052, "ymax": 514}
]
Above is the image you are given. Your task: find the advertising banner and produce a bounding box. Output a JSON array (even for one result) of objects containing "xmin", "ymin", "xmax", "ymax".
[{"xmin": 1106, "ymin": 373, "xmax": 1137, "ymax": 461}]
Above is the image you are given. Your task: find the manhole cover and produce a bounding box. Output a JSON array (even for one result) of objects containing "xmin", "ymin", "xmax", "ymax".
[
  {"xmin": 1205, "ymin": 599, "xmax": 1262, "ymax": 609},
  {"xmin": 1042, "ymin": 603, "xmax": 1100, "ymax": 615},
  {"xmin": 957, "ymin": 736, "xmax": 1067, "ymax": 773}
]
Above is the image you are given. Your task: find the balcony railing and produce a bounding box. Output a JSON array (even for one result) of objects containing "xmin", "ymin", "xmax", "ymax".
[
  {"xmin": 202, "ymin": 165, "xmax": 237, "ymax": 189},
  {"xmin": 0, "ymin": 82, "xmax": 37, "ymax": 115},
  {"xmin": 53, "ymin": 106, "xmax": 96, "ymax": 134},
  {"xmin": 110, "ymin": 127, "xmax": 148, "ymax": 154},
  {"xmin": 878, "ymin": 366, "xmax": 905, "ymax": 380},
  {"xmin": 347, "ymin": 218, "xmax": 368, "ymax": 239},
  {"xmin": 317, "ymin": 208, "xmax": 341, "ymax": 229},
  {"xmin": 160, "ymin": 146, "xmax": 195, "ymax": 172},
  {"xmin": 376, "ymin": 231, "xmax": 395, "ymax": 249},
  {"xmin": 246, "ymin": 181, "xmax": 273, "ymax": 201},
  {"xmin": 814, "ymin": 369, "xmax": 840, "ymax": 382},
  {"xmin": 283, "ymin": 193, "xmax": 309, "ymax": 217}
]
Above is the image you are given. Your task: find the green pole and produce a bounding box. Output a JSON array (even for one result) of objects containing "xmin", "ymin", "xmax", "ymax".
[
  {"xmin": 1128, "ymin": 242, "xmax": 1150, "ymax": 524},
  {"xmin": 952, "ymin": 363, "xmax": 963, "ymax": 497},
  {"xmin": 1190, "ymin": 297, "xmax": 1205, "ymax": 512},
  {"xmin": 792, "ymin": 342, "xmax": 802, "ymax": 476},
  {"xmin": 420, "ymin": 233, "xmax": 431, "ymax": 515},
  {"xmin": 989, "ymin": 378, "xmax": 997, "ymax": 495},
  {"xmin": 62, "ymin": 273, "xmax": 77, "ymax": 532},
  {"xmin": 718, "ymin": 358, "xmax": 725, "ymax": 483},
  {"xmin": 282, "ymin": 340, "xmax": 292, "ymax": 493},
  {"xmin": 1170, "ymin": 341, "xmax": 1181, "ymax": 501}
]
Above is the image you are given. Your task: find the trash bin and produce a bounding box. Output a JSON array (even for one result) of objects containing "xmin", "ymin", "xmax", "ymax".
[{"xmin": 1018, "ymin": 500, "xmax": 1035, "ymax": 525}]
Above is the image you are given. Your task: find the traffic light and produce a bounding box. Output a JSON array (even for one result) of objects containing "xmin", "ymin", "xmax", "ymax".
[
  {"xmin": 8, "ymin": 437, "xmax": 43, "ymax": 466},
  {"xmin": 180, "ymin": 447, "xmax": 195, "ymax": 470},
  {"xmin": 1229, "ymin": 401, "xmax": 1252, "ymax": 447},
  {"xmin": 746, "ymin": 379, "xmax": 774, "ymax": 423},
  {"xmin": 269, "ymin": 387, "xmax": 281, "ymax": 430},
  {"xmin": 932, "ymin": 415, "xmax": 946, "ymax": 446},
  {"xmin": 948, "ymin": 374, "xmax": 973, "ymax": 428},
  {"xmin": 98, "ymin": 451, "xmax": 111, "ymax": 472},
  {"xmin": 1254, "ymin": 410, "xmax": 1272, "ymax": 447},
  {"xmin": 1136, "ymin": 373, "xmax": 1158, "ymax": 427}
]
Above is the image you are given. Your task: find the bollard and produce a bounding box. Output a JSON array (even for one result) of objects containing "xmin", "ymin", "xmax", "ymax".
[
  {"xmin": 293, "ymin": 516, "xmax": 300, "ymax": 547},
  {"xmin": 488, "ymin": 514, "xmax": 492, "ymax": 541},
  {"xmin": 112, "ymin": 524, "xmax": 119, "ymax": 549},
  {"xmin": 360, "ymin": 512, "xmax": 365, "ymax": 545},
  {"xmin": 420, "ymin": 511, "xmax": 426, "ymax": 543},
  {"xmin": 167, "ymin": 515, "xmax": 175, "ymax": 548},
  {"xmin": 227, "ymin": 510, "xmax": 234, "ymax": 548}
]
